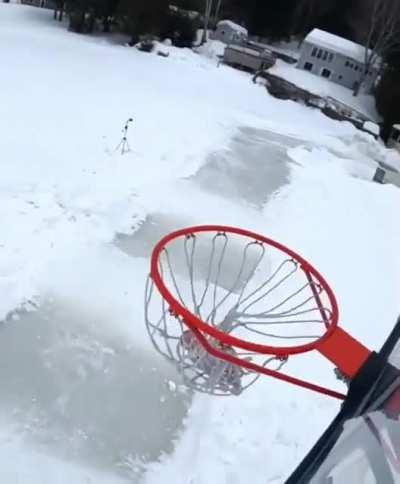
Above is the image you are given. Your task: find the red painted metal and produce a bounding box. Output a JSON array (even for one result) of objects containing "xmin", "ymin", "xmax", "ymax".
[
  {"xmin": 151, "ymin": 225, "xmax": 339, "ymax": 356},
  {"xmin": 318, "ymin": 327, "xmax": 371, "ymax": 379},
  {"xmin": 150, "ymin": 225, "xmax": 371, "ymax": 398},
  {"xmin": 304, "ymin": 270, "xmax": 370, "ymax": 379},
  {"xmin": 187, "ymin": 325, "xmax": 346, "ymax": 400}
]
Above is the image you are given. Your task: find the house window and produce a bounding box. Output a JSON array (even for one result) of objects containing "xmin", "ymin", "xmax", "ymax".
[
  {"xmin": 321, "ymin": 68, "xmax": 331, "ymax": 78},
  {"xmin": 304, "ymin": 62, "xmax": 313, "ymax": 71},
  {"xmin": 322, "ymin": 51, "xmax": 328, "ymax": 61},
  {"xmin": 328, "ymin": 53, "xmax": 334, "ymax": 62},
  {"xmin": 317, "ymin": 49, "xmax": 322, "ymax": 59},
  {"xmin": 338, "ymin": 75, "xmax": 343, "ymax": 80},
  {"xmin": 311, "ymin": 47, "xmax": 317, "ymax": 57},
  {"xmin": 354, "ymin": 65, "xmax": 359, "ymax": 71}
]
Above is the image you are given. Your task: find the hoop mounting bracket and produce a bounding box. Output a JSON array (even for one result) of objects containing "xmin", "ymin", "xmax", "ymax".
[{"xmin": 318, "ymin": 327, "xmax": 371, "ymax": 379}]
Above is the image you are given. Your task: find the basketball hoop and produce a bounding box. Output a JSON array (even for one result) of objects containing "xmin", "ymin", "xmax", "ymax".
[{"xmin": 145, "ymin": 226, "xmax": 371, "ymax": 399}]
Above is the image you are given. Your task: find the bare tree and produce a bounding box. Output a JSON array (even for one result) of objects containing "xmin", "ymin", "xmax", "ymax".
[
  {"xmin": 53, "ymin": 0, "xmax": 65, "ymax": 21},
  {"xmin": 201, "ymin": 0, "xmax": 215, "ymax": 44},
  {"xmin": 291, "ymin": 0, "xmax": 332, "ymax": 40},
  {"xmin": 213, "ymin": 0, "xmax": 223, "ymax": 24},
  {"xmin": 351, "ymin": 0, "xmax": 400, "ymax": 95}
]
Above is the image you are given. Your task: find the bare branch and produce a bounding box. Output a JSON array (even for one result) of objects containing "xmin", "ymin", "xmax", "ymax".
[{"xmin": 353, "ymin": 0, "xmax": 400, "ymax": 94}]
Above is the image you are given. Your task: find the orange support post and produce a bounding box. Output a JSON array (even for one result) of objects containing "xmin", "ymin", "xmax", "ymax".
[{"xmin": 317, "ymin": 327, "xmax": 371, "ymax": 379}]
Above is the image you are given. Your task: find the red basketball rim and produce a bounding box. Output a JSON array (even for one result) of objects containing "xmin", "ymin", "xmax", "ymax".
[{"xmin": 150, "ymin": 225, "xmax": 339, "ymax": 358}]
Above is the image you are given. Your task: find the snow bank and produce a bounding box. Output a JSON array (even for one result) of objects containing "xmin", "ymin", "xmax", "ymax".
[
  {"xmin": 363, "ymin": 120, "xmax": 380, "ymax": 137},
  {"xmin": 270, "ymin": 59, "xmax": 380, "ymax": 121},
  {"xmin": 268, "ymin": 39, "xmax": 301, "ymax": 59},
  {"xmin": 0, "ymin": 425, "xmax": 128, "ymax": 484},
  {"xmin": 195, "ymin": 39, "xmax": 226, "ymax": 60},
  {"xmin": 384, "ymin": 150, "xmax": 400, "ymax": 171}
]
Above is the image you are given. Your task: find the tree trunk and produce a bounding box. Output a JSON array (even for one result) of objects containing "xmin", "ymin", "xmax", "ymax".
[
  {"xmin": 54, "ymin": 8, "xmax": 57, "ymax": 19},
  {"xmin": 86, "ymin": 12, "xmax": 95, "ymax": 33},
  {"xmin": 353, "ymin": 69, "xmax": 369, "ymax": 96},
  {"xmin": 103, "ymin": 17, "xmax": 111, "ymax": 33},
  {"xmin": 202, "ymin": 0, "xmax": 215, "ymax": 44},
  {"xmin": 353, "ymin": 82, "xmax": 361, "ymax": 97},
  {"xmin": 58, "ymin": 3, "xmax": 64, "ymax": 22},
  {"xmin": 71, "ymin": 10, "xmax": 86, "ymax": 33},
  {"xmin": 129, "ymin": 32, "xmax": 139, "ymax": 46},
  {"xmin": 213, "ymin": 0, "xmax": 222, "ymax": 24}
]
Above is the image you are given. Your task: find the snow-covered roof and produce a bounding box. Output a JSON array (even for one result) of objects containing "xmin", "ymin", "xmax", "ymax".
[
  {"xmin": 226, "ymin": 44, "xmax": 270, "ymax": 58},
  {"xmin": 305, "ymin": 29, "xmax": 372, "ymax": 64},
  {"xmin": 217, "ymin": 20, "xmax": 248, "ymax": 36},
  {"xmin": 363, "ymin": 121, "xmax": 380, "ymax": 136}
]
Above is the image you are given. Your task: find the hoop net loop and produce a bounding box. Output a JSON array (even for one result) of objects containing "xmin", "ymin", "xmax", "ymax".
[{"xmin": 145, "ymin": 225, "xmax": 346, "ymax": 399}]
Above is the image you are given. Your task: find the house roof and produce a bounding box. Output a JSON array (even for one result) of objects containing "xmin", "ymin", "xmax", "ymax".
[
  {"xmin": 305, "ymin": 28, "xmax": 372, "ymax": 64},
  {"xmin": 217, "ymin": 20, "xmax": 248, "ymax": 36},
  {"xmin": 226, "ymin": 44, "xmax": 272, "ymax": 59}
]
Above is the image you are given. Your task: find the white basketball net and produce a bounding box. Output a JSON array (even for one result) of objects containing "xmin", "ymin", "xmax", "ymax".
[{"xmin": 145, "ymin": 231, "xmax": 333, "ymax": 396}]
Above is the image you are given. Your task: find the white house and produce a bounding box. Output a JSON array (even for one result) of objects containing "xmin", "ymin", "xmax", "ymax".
[
  {"xmin": 213, "ymin": 20, "xmax": 248, "ymax": 45},
  {"xmin": 297, "ymin": 29, "xmax": 380, "ymax": 93}
]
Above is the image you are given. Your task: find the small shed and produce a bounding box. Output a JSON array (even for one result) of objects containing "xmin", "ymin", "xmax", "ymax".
[{"xmin": 214, "ymin": 20, "xmax": 248, "ymax": 45}]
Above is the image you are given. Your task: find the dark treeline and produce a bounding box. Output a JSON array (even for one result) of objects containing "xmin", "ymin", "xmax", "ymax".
[
  {"xmin": 56, "ymin": 0, "xmax": 199, "ymax": 47},
  {"xmin": 218, "ymin": 0, "xmax": 357, "ymax": 41},
  {"xmin": 57, "ymin": 0, "xmax": 362, "ymax": 45},
  {"xmin": 55, "ymin": 0, "xmax": 400, "ymax": 130}
]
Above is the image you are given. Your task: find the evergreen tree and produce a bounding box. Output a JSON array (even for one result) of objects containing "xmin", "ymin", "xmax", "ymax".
[
  {"xmin": 64, "ymin": 0, "xmax": 120, "ymax": 33},
  {"xmin": 376, "ymin": 62, "xmax": 400, "ymax": 140},
  {"xmin": 117, "ymin": 0, "xmax": 169, "ymax": 45}
]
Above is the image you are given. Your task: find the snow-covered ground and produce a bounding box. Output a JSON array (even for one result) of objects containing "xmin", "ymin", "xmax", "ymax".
[
  {"xmin": 1, "ymin": 4, "xmax": 400, "ymax": 483},
  {"xmin": 270, "ymin": 59, "xmax": 379, "ymax": 121},
  {"xmin": 253, "ymin": 38, "xmax": 301, "ymax": 60},
  {"xmin": 250, "ymin": 38, "xmax": 379, "ymax": 121}
]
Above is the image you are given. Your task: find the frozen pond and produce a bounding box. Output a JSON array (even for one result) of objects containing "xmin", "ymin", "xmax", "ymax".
[
  {"xmin": 0, "ymin": 126, "xmax": 303, "ymax": 481},
  {"xmin": 116, "ymin": 126, "xmax": 302, "ymax": 259},
  {"xmin": 0, "ymin": 302, "xmax": 189, "ymax": 481},
  {"xmin": 192, "ymin": 126, "xmax": 300, "ymax": 208}
]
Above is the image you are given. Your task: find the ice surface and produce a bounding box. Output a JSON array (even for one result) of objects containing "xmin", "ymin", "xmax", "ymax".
[{"xmin": 0, "ymin": 302, "xmax": 189, "ymax": 481}]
